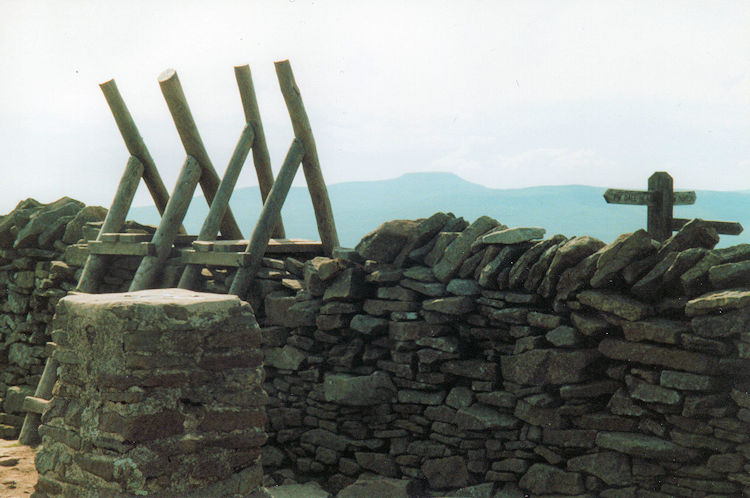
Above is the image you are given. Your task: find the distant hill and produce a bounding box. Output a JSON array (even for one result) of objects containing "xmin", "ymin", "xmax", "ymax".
[{"xmin": 128, "ymin": 172, "xmax": 750, "ymax": 248}]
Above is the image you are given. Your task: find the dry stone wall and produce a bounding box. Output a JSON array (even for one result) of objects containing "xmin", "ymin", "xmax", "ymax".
[
  {"xmin": 1, "ymin": 194, "xmax": 749, "ymax": 496},
  {"xmin": 34, "ymin": 289, "xmax": 266, "ymax": 497},
  {"xmin": 258, "ymin": 213, "xmax": 750, "ymax": 496},
  {"xmin": 0, "ymin": 198, "xmax": 105, "ymax": 438}
]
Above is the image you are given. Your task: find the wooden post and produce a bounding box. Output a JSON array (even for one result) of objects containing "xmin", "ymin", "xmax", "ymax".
[
  {"xmin": 229, "ymin": 139, "xmax": 305, "ymax": 298},
  {"xmin": 178, "ymin": 124, "xmax": 255, "ymax": 290},
  {"xmin": 130, "ymin": 156, "xmax": 202, "ymax": 291},
  {"xmin": 158, "ymin": 68, "xmax": 244, "ymax": 240},
  {"xmin": 99, "ymin": 79, "xmax": 177, "ymax": 226},
  {"xmin": 647, "ymin": 172, "xmax": 674, "ymax": 242},
  {"xmin": 18, "ymin": 355, "xmax": 59, "ymax": 445},
  {"xmin": 77, "ymin": 156, "xmax": 145, "ymax": 293},
  {"xmin": 235, "ymin": 64, "xmax": 286, "ymax": 238},
  {"xmin": 275, "ymin": 60, "xmax": 339, "ymax": 254}
]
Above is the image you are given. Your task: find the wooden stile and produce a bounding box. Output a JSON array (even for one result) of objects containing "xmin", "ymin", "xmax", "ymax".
[
  {"xmin": 158, "ymin": 69, "xmax": 244, "ymax": 240},
  {"xmin": 229, "ymin": 139, "xmax": 305, "ymax": 298},
  {"xmin": 275, "ymin": 60, "xmax": 339, "ymax": 255}
]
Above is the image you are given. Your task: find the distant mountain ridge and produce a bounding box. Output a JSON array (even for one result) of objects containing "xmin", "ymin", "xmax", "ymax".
[{"xmin": 128, "ymin": 172, "xmax": 750, "ymax": 248}]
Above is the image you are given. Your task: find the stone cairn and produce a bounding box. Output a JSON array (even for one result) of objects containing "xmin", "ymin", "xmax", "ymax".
[
  {"xmin": 257, "ymin": 213, "xmax": 750, "ymax": 496},
  {"xmin": 34, "ymin": 289, "xmax": 266, "ymax": 496}
]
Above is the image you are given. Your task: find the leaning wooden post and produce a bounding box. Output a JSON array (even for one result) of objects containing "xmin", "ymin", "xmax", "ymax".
[
  {"xmin": 235, "ymin": 64, "xmax": 286, "ymax": 238},
  {"xmin": 77, "ymin": 156, "xmax": 145, "ymax": 293},
  {"xmin": 100, "ymin": 79, "xmax": 177, "ymax": 224},
  {"xmin": 130, "ymin": 156, "xmax": 202, "ymax": 291},
  {"xmin": 18, "ymin": 355, "xmax": 59, "ymax": 445},
  {"xmin": 158, "ymin": 69, "xmax": 244, "ymax": 240},
  {"xmin": 647, "ymin": 172, "xmax": 674, "ymax": 242},
  {"xmin": 229, "ymin": 139, "xmax": 305, "ymax": 298},
  {"xmin": 275, "ymin": 60, "xmax": 339, "ymax": 254},
  {"xmin": 178, "ymin": 124, "xmax": 255, "ymax": 290}
]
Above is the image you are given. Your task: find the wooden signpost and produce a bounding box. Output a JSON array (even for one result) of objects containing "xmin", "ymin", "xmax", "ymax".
[{"xmin": 604, "ymin": 171, "xmax": 743, "ymax": 241}]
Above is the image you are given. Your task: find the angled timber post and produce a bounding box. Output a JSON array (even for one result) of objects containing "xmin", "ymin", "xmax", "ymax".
[
  {"xmin": 158, "ymin": 68, "xmax": 244, "ymax": 240},
  {"xmin": 18, "ymin": 353, "xmax": 58, "ymax": 445},
  {"xmin": 130, "ymin": 156, "xmax": 202, "ymax": 291},
  {"xmin": 178, "ymin": 124, "xmax": 255, "ymax": 290},
  {"xmin": 77, "ymin": 156, "xmax": 144, "ymax": 293},
  {"xmin": 235, "ymin": 64, "xmax": 286, "ymax": 238},
  {"xmin": 99, "ymin": 79, "xmax": 180, "ymax": 230},
  {"xmin": 275, "ymin": 60, "xmax": 339, "ymax": 254},
  {"xmin": 229, "ymin": 139, "xmax": 305, "ymax": 298}
]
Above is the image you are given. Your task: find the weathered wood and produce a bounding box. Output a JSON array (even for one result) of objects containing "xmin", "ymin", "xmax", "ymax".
[
  {"xmin": 158, "ymin": 68, "xmax": 243, "ymax": 240},
  {"xmin": 77, "ymin": 156, "xmax": 144, "ymax": 293},
  {"xmin": 130, "ymin": 156, "xmax": 202, "ymax": 291},
  {"xmin": 604, "ymin": 189, "xmax": 695, "ymax": 206},
  {"xmin": 87, "ymin": 241, "xmax": 156, "ymax": 257},
  {"xmin": 178, "ymin": 124, "xmax": 255, "ymax": 289},
  {"xmin": 672, "ymin": 218, "xmax": 744, "ymax": 235},
  {"xmin": 235, "ymin": 64, "xmax": 286, "ymax": 238},
  {"xmin": 229, "ymin": 139, "xmax": 305, "ymax": 297},
  {"xmin": 275, "ymin": 60, "xmax": 339, "ymax": 254},
  {"xmin": 22, "ymin": 396, "xmax": 51, "ymax": 415},
  {"xmin": 180, "ymin": 250, "xmax": 253, "ymax": 267},
  {"xmin": 18, "ymin": 356, "xmax": 59, "ymax": 445},
  {"xmin": 99, "ymin": 79, "xmax": 177, "ymax": 225},
  {"xmin": 647, "ymin": 172, "xmax": 674, "ymax": 242},
  {"xmin": 98, "ymin": 233, "xmax": 197, "ymax": 245},
  {"xmin": 192, "ymin": 239, "xmax": 324, "ymax": 254},
  {"xmin": 603, "ymin": 189, "xmax": 656, "ymax": 206},
  {"xmin": 673, "ymin": 191, "xmax": 697, "ymax": 205}
]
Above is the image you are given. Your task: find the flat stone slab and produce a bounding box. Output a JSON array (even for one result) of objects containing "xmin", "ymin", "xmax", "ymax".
[
  {"xmin": 577, "ymin": 290, "xmax": 652, "ymax": 321},
  {"xmin": 598, "ymin": 339, "xmax": 719, "ymax": 374},
  {"xmin": 323, "ymin": 371, "xmax": 397, "ymax": 406},
  {"xmin": 596, "ymin": 431, "xmax": 700, "ymax": 462},
  {"xmin": 685, "ymin": 288, "xmax": 750, "ymax": 316},
  {"xmin": 501, "ymin": 349, "xmax": 600, "ymax": 385},
  {"xmin": 481, "ymin": 227, "xmax": 546, "ymax": 245}
]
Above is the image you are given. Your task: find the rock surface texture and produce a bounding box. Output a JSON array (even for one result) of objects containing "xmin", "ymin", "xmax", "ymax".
[
  {"xmin": 257, "ymin": 213, "xmax": 750, "ymax": 496},
  {"xmin": 33, "ymin": 289, "xmax": 266, "ymax": 497}
]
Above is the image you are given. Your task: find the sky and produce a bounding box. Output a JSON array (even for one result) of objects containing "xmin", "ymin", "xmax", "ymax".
[{"xmin": 1, "ymin": 1, "xmax": 749, "ymax": 213}]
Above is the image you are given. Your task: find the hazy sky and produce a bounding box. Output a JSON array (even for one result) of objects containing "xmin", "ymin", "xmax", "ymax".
[{"xmin": 1, "ymin": 1, "xmax": 749, "ymax": 212}]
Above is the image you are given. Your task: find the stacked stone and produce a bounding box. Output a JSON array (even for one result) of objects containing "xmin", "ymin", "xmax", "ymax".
[
  {"xmin": 0, "ymin": 198, "xmax": 106, "ymax": 439},
  {"xmin": 259, "ymin": 213, "xmax": 750, "ymax": 496},
  {"xmin": 35, "ymin": 289, "xmax": 266, "ymax": 497}
]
